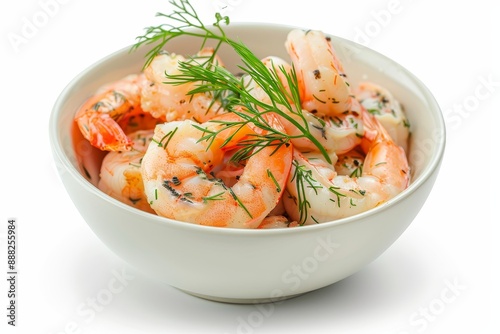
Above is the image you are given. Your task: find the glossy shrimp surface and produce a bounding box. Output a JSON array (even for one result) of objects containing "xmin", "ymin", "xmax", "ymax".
[
  {"xmin": 355, "ymin": 81, "xmax": 410, "ymax": 152},
  {"xmin": 75, "ymin": 25, "xmax": 414, "ymax": 228},
  {"xmin": 244, "ymin": 56, "xmax": 363, "ymax": 156},
  {"xmin": 284, "ymin": 109, "xmax": 410, "ymax": 224},
  {"xmin": 141, "ymin": 114, "xmax": 293, "ymax": 228},
  {"xmin": 141, "ymin": 48, "xmax": 227, "ymax": 123},
  {"xmin": 285, "ymin": 29, "xmax": 351, "ymax": 117},
  {"xmin": 74, "ymin": 74, "xmax": 150, "ymax": 151},
  {"xmin": 98, "ymin": 130, "xmax": 156, "ymax": 213}
]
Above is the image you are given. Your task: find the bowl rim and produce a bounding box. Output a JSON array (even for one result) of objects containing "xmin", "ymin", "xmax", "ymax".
[{"xmin": 49, "ymin": 22, "xmax": 446, "ymax": 236}]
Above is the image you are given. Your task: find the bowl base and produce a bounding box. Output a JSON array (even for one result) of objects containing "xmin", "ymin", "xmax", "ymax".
[{"xmin": 179, "ymin": 289, "xmax": 307, "ymax": 304}]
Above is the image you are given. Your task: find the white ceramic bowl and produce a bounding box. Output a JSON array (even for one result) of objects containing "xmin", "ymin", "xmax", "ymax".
[{"xmin": 49, "ymin": 23, "xmax": 445, "ymax": 303}]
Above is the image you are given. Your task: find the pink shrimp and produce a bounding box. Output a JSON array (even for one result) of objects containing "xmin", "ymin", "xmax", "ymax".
[
  {"xmin": 140, "ymin": 48, "xmax": 227, "ymax": 123},
  {"xmin": 244, "ymin": 56, "xmax": 363, "ymax": 156},
  {"xmin": 98, "ymin": 130, "xmax": 156, "ymax": 213},
  {"xmin": 74, "ymin": 73, "xmax": 160, "ymax": 151},
  {"xmin": 140, "ymin": 113, "xmax": 293, "ymax": 228},
  {"xmin": 354, "ymin": 81, "xmax": 410, "ymax": 152},
  {"xmin": 285, "ymin": 29, "xmax": 351, "ymax": 117},
  {"xmin": 284, "ymin": 108, "xmax": 410, "ymax": 224}
]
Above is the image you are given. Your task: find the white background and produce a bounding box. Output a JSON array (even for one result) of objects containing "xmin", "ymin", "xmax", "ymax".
[{"xmin": 1, "ymin": 0, "xmax": 498, "ymax": 333}]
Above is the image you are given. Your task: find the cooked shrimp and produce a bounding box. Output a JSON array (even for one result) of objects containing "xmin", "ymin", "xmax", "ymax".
[
  {"xmin": 141, "ymin": 48, "xmax": 227, "ymax": 123},
  {"xmin": 244, "ymin": 56, "xmax": 363, "ymax": 156},
  {"xmin": 279, "ymin": 98, "xmax": 364, "ymax": 156},
  {"xmin": 283, "ymin": 109, "xmax": 410, "ymax": 224},
  {"xmin": 141, "ymin": 114, "xmax": 293, "ymax": 228},
  {"xmin": 285, "ymin": 29, "xmax": 351, "ymax": 117},
  {"xmin": 74, "ymin": 73, "xmax": 150, "ymax": 151},
  {"xmin": 243, "ymin": 56, "xmax": 294, "ymax": 105},
  {"xmin": 98, "ymin": 130, "xmax": 156, "ymax": 214},
  {"xmin": 354, "ymin": 81, "xmax": 410, "ymax": 152}
]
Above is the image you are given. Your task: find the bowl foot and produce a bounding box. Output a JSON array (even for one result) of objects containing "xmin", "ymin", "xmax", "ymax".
[{"xmin": 179, "ymin": 289, "xmax": 307, "ymax": 304}]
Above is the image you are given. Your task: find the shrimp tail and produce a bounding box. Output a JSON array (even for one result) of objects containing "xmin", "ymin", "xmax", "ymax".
[
  {"xmin": 77, "ymin": 112, "xmax": 133, "ymax": 151},
  {"xmin": 361, "ymin": 109, "xmax": 410, "ymax": 191}
]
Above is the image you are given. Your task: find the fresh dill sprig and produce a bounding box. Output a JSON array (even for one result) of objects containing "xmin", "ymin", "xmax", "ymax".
[
  {"xmin": 151, "ymin": 126, "xmax": 178, "ymax": 148},
  {"xmin": 131, "ymin": 0, "xmax": 332, "ymax": 163},
  {"xmin": 290, "ymin": 160, "xmax": 323, "ymax": 225},
  {"xmin": 349, "ymin": 165, "xmax": 363, "ymax": 178},
  {"xmin": 202, "ymin": 192, "xmax": 225, "ymax": 203},
  {"xmin": 131, "ymin": 0, "xmax": 229, "ymax": 69},
  {"xmin": 267, "ymin": 169, "xmax": 281, "ymax": 193},
  {"xmin": 328, "ymin": 186, "xmax": 346, "ymax": 208}
]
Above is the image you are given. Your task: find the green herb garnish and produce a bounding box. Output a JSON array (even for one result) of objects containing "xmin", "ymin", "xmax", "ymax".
[{"xmin": 131, "ymin": 0, "xmax": 332, "ymax": 164}]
